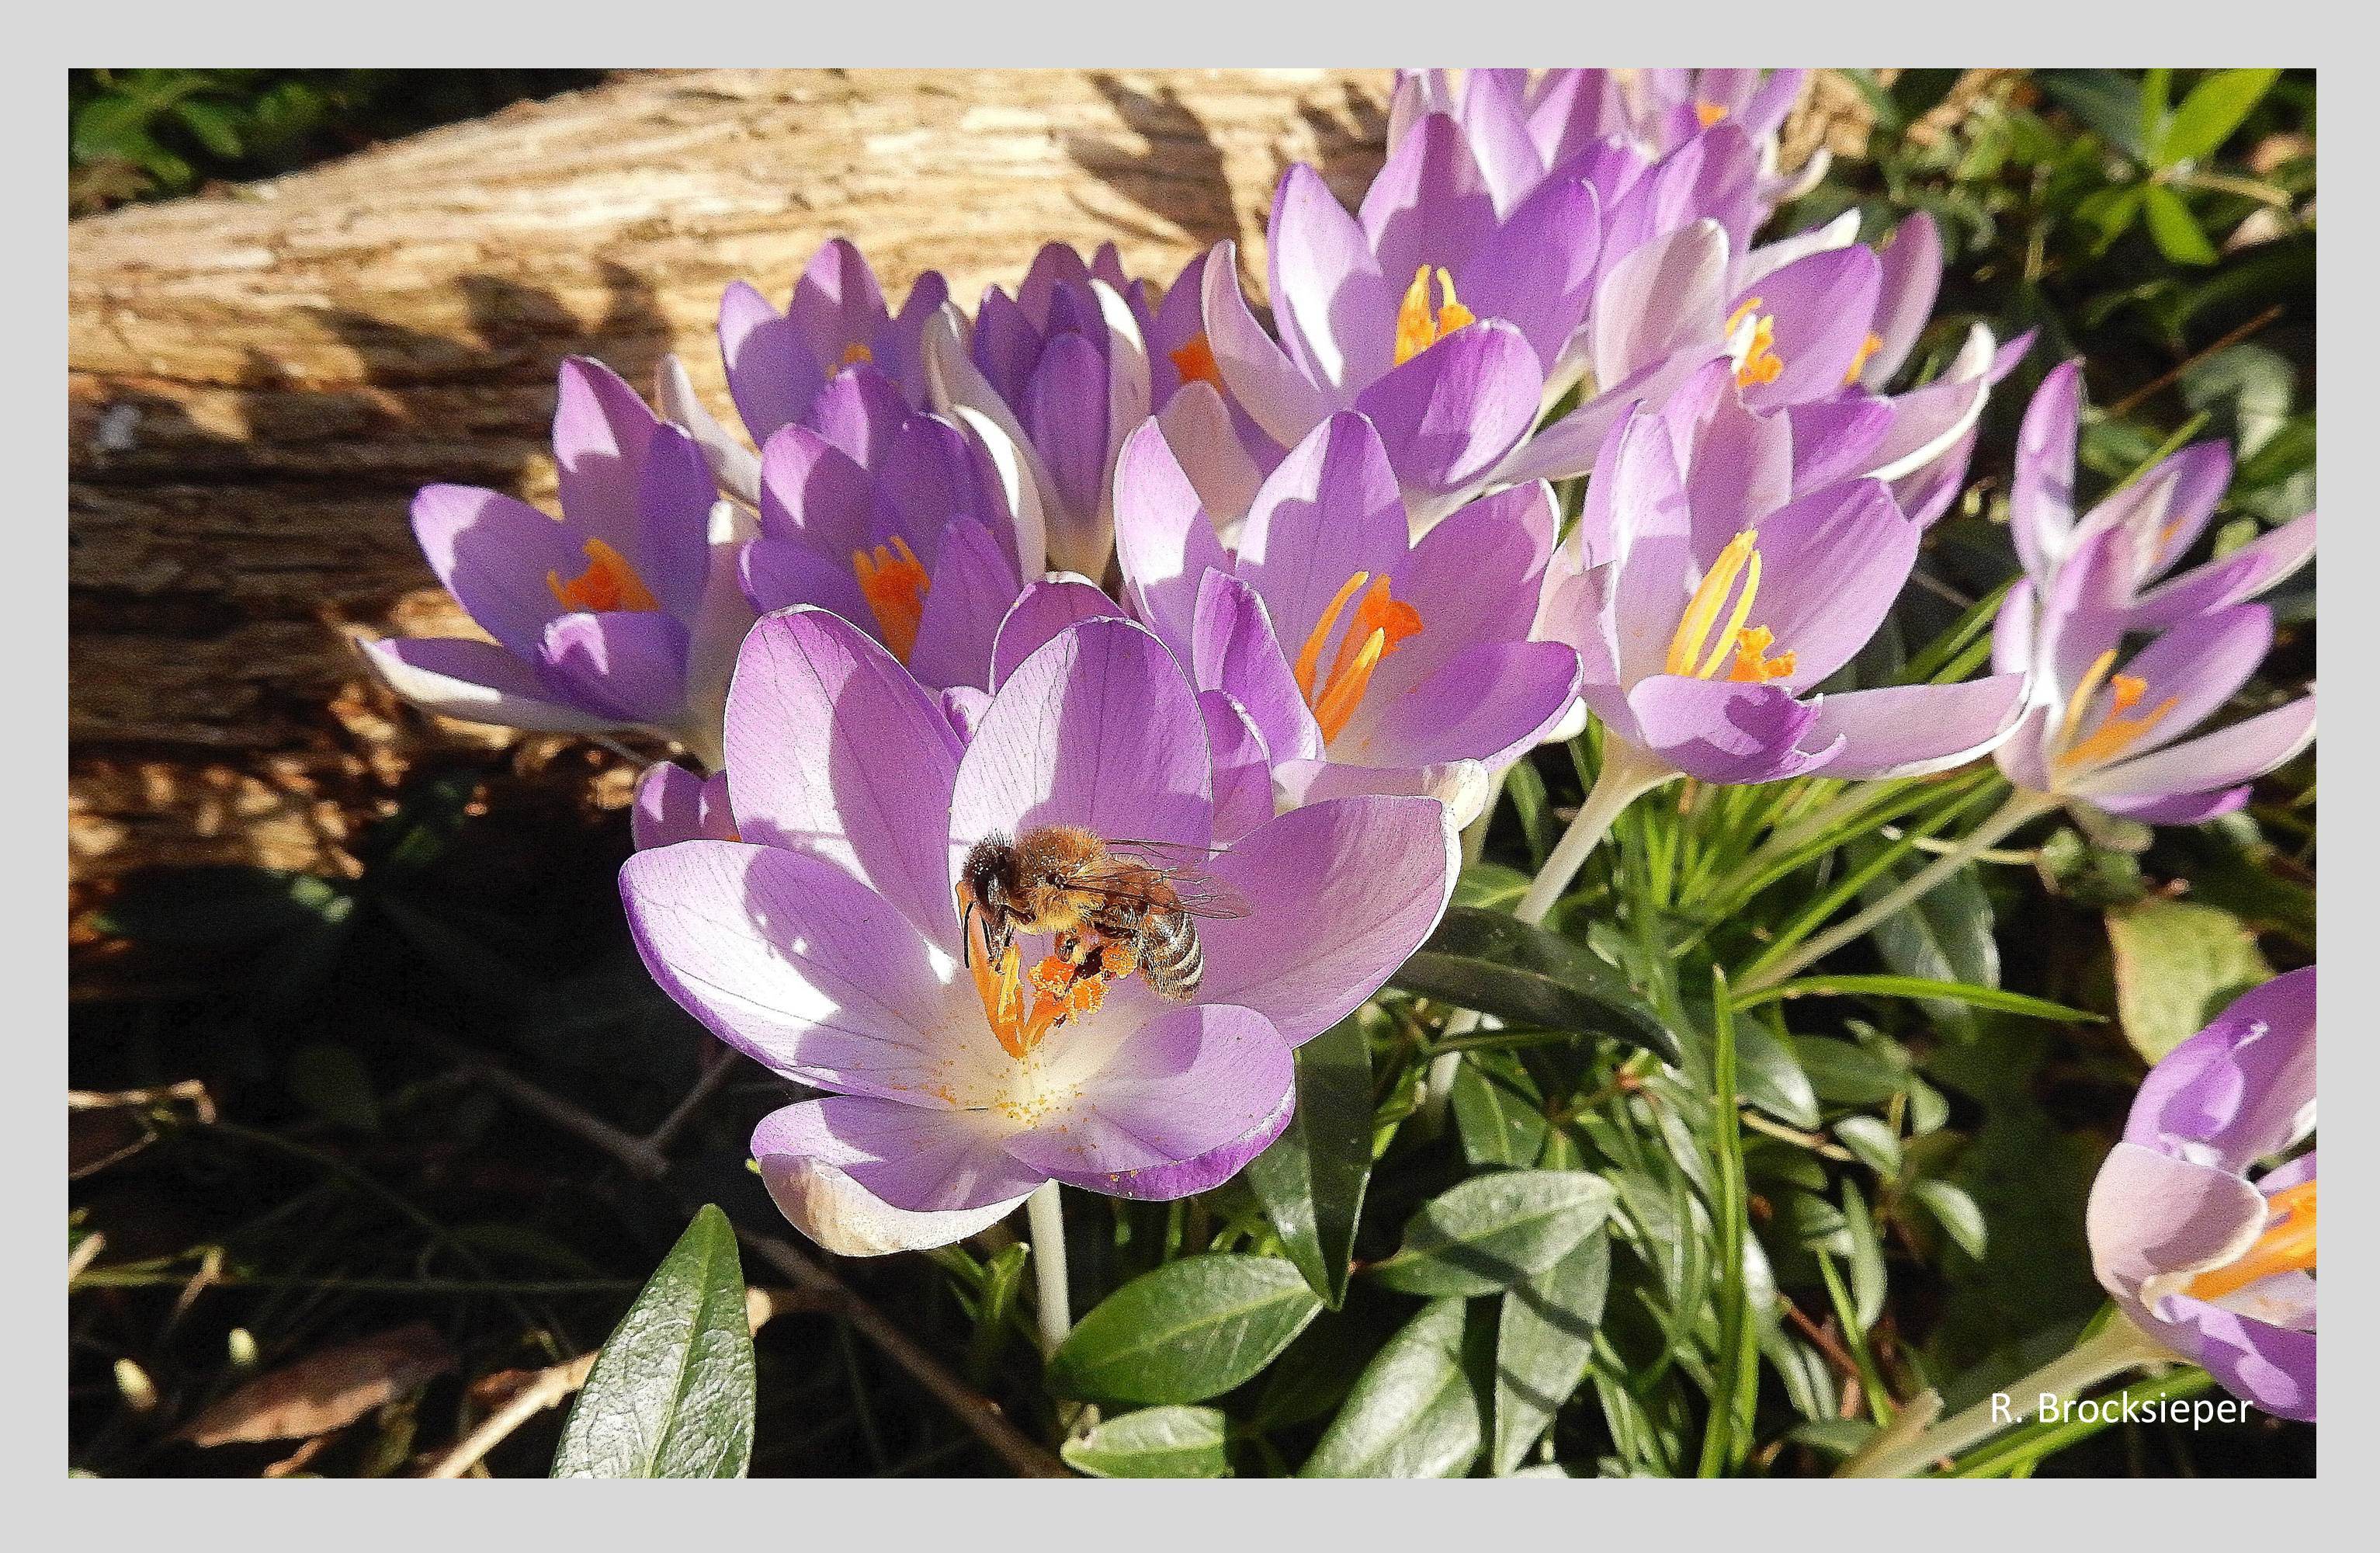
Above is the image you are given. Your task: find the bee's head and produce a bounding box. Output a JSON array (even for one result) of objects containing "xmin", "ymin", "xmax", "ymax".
[{"xmin": 962, "ymin": 835, "xmax": 1017, "ymax": 917}]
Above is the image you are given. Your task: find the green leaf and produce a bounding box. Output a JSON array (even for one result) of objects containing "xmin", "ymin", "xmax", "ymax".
[
  {"xmin": 1854, "ymin": 840, "xmax": 1998, "ymax": 1040},
  {"xmin": 2142, "ymin": 183, "xmax": 2219, "ymax": 266},
  {"xmin": 1841, "ymin": 1180, "xmax": 1887, "ymax": 1332},
  {"xmin": 1834, "ymin": 1115, "xmax": 1903, "ymax": 1179},
  {"xmin": 2139, "ymin": 68, "xmax": 2173, "ymax": 163},
  {"xmin": 1302, "ymin": 1300, "xmax": 1483, "ymax": 1478},
  {"xmin": 1449, "ymin": 1051, "xmax": 1549, "ymax": 1169},
  {"xmin": 1061, "ymin": 1406, "xmax": 1230, "ymax": 1478},
  {"xmin": 1452, "ymin": 861, "xmax": 1532, "ymax": 912},
  {"xmin": 1736, "ymin": 975, "xmax": 2099, "ymax": 1023},
  {"xmin": 2106, "ymin": 897, "xmax": 2273, "ymax": 1061},
  {"xmin": 1490, "ymin": 1231, "xmax": 1609, "ymax": 1475},
  {"xmin": 1910, "ymin": 1178, "xmax": 1990, "ymax": 1260},
  {"xmin": 1736, "ymin": 1019, "xmax": 1820, "ymax": 1128},
  {"xmin": 1393, "ymin": 908, "xmax": 1681, "ymax": 1063},
  {"xmin": 172, "ymin": 97, "xmax": 245, "ymax": 158},
  {"xmin": 1047, "ymin": 1255, "xmax": 1320, "ymax": 1405},
  {"xmin": 2162, "ymin": 68, "xmax": 2281, "ymax": 165},
  {"xmin": 1372, "ymin": 1170, "xmax": 1617, "ymax": 1298},
  {"xmin": 1244, "ymin": 1017, "xmax": 1372, "ymax": 1307},
  {"xmin": 552, "ymin": 1205, "xmax": 753, "ymax": 1478}
]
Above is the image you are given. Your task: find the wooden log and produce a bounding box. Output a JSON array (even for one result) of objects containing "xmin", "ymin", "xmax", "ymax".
[{"xmin": 68, "ymin": 68, "xmax": 1398, "ymax": 895}]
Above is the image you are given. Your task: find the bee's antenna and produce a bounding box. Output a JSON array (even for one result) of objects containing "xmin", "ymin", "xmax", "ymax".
[{"xmin": 959, "ymin": 895, "xmax": 976, "ymax": 969}]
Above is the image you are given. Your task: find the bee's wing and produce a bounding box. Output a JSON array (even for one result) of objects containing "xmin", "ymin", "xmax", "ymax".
[{"xmin": 1100, "ymin": 839, "xmax": 1252, "ymax": 920}]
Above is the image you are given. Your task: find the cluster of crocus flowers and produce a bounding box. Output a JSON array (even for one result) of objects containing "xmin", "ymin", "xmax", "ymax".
[
  {"xmin": 1994, "ymin": 362, "xmax": 2316, "ymax": 825},
  {"xmin": 2087, "ymin": 968, "xmax": 2316, "ymax": 1421},
  {"xmin": 619, "ymin": 609, "xmax": 1454, "ymax": 1253}
]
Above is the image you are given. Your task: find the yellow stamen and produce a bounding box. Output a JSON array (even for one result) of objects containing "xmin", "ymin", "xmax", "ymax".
[
  {"xmin": 852, "ymin": 535, "xmax": 932, "ymax": 664},
  {"xmin": 1695, "ymin": 551, "xmax": 1764, "ymax": 679},
  {"xmin": 1295, "ymin": 573, "xmax": 1424, "ymax": 744},
  {"xmin": 1393, "ymin": 266, "xmax": 1476, "ymax": 367},
  {"xmin": 2187, "ymin": 1179, "xmax": 2316, "ymax": 1302},
  {"xmin": 1723, "ymin": 297, "xmax": 1785, "ymax": 389},
  {"xmin": 841, "ymin": 342, "xmax": 875, "ymax": 367},
  {"xmin": 1664, "ymin": 532, "xmax": 1757, "ymax": 676},
  {"xmin": 1171, "ymin": 332, "xmax": 1224, "ymax": 390},
  {"xmin": 1695, "ymin": 100, "xmax": 1730, "ymax": 128},
  {"xmin": 1844, "ymin": 330, "xmax": 1885, "ymax": 385},
  {"xmin": 2052, "ymin": 655, "xmax": 2181, "ymax": 774},
  {"xmin": 546, "ymin": 537, "xmax": 660, "ymax": 614}
]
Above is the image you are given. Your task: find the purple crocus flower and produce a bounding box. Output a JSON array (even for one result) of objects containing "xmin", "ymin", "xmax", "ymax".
[
  {"xmin": 619, "ymin": 608, "xmax": 1455, "ymax": 1255},
  {"xmin": 2087, "ymin": 968, "xmax": 2316, "ymax": 1420},
  {"xmin": 1535, "ymin": 400, "xmax": 2027, "ymax": 785},
  {"xmin": 1126, "ymin": 247, "xmax": 1283, "ymax": 530},
  {"xmin": 2008, "ymin": 360, "xmax": 2317, "ymax": 628},
  {"xmin": 1114, "ymin": 412, "xmax": 1582, "ymax": 825},
  {"xmin": 1196, "ymin": 112, "xmax": 1591, "ymax": 516},
  {"xmin": 717, "ymin": 238, "xmax": 949, "ymax": 451},
  {"xmin": 363, "ymin": 357, "xmax": 751, "ymax": 769},
  {"xmin": 921, "ymin": 243, "xmax": 1153, "ymax": 579},
  {"xmin": 737, "ymin": 363, "xmax": 1032, "ymax": 692}
]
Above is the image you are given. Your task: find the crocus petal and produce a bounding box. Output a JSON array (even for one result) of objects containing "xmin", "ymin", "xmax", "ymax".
[
  {"xmin": 1800, "ymin": 675, "xmax": 2028, "ymax": 780},
  {"xmin": 1592, "ymin": 219, "xmax": 1729, "ymax": 391},
  {"xmin": 657, "ymin": 353, "xmax": 762, "ymax": 507},
  {"xmin": 536, "ymin": 611, "xmax": 690, "ymax": 728},
  {"xmin": 2012, "ymin": 360, "xmax": 2083, "ymax": 578},
  {"xmin": 949, "ymin": 618, "xmax": 1214, "ymax": 869},
  {"xmin": 1352, "ymin": 319, "xmax": 1542, "ymax": 501},
  {"xmin": 720, "ymin": 283, "xmax": 827, "ymax": 448},
  {"xmin": 2133, "ymin": 513, "xmax": 2317, "ymax": 628},
  {"xmin": 1044, "ymin": 1083, "xmax": 1298, "ymax": 1201},
  {"xmin": 1462, "ymin": 175, "xmax": 1602, "ymax": 371},
  {"xmin": 1359, "ymin": 113, "xmax": 1501, "ymax": 307},
  {"xmin": 753, "ymin": 1107, "xmax": 1028, "ymax": 1256},
  {"xmin": 632, "ymin": 763, "xmax": 736, "ymax": 849},
  {"xmin": 788, "ymin": 238, "xmax": 893, "ymax": 371},
  {"xmin": 1861, "ymin": 325, "xmax": 1997, "ymax": 483},
  {"xmin": 1268, "ymin": 162, "xmax": 1393, "ymax": 392},
  {"xmin": 2096, "ymin": 787, "xmax": 2253, "ymax": 826},
  {"xmin": 620, "ymin": 840, "xmax": 1004, "ymax": 1104},
  {"xmin": 750, "ymin": 1094, "xmax": 1046, "ymax": 1215},
  {"xmin": 1195, "ymin": 795, "xmax": 1456, "ymax": 1045},
  {"xmin": 991, "ymin": 575, "xmax": 1126, "ymax": 689},
  {"xmin": 1152, "ymin": 379, "xmax": 1272, "ymax": 526},
  {"xmin": 1235, "ymin": 412, "xmax": 1410, "ymax": 651},
  {"xmin": 758, "ymin": 424, "xmax": 876, "ymax": 554},
  {"xmin": 1191, "ymin": 570, "xmax": 1324, "ymax": 765},
  {"xmin": 1383, "ymin": 481, "xmax": 1556, "ymax": 687},
  {"xmin": 2146, "ymin": 1295, "xmax": 2317, "ymax": 1422},
  {"xmin": 1331, "ymin": 639, "xmax": 1583, "ymax": 775},
  {"xmin": 1272, "ymin": 756, "xmax": 1497, "ymax": 829},
  {"xmin": 1729, "ymin": 245, "xmax": 1882, "ymax": 408},
  {"xmin": 1626, "ymin": 676, "xmax": 1837, "ymax": 785},
  {"xmin": 1200, "ymin": 689, "xmax": 1278, "ymax": 845},
  {"xmin": 361, "ymin": 635, "xmax": 617, "ymax": 734},
  {"xmin": 1733, "ymin": 479, "xmax": 1919, "ymax": 690},
  {"xmin": 737, "ymin": 532, "xmax": 873, "ymax": 627},
  {"xmin": 2087, "ymin": 1141, "xmax": 2267, "ymax": 1295},
  {"xmin": 410, "ymin": 485, "xmax": 578, "ymax": 659},
  {"xmin": 2123, "ymin": 967, "xmax": 2316, "ymax": 1169},
  {"xmin": 804, "ymin": 363, "xmax": 917, "ymax": 470},
  {"xmin": 721, "ymin": 608, "xmax": 963, "ymax": 941},
  {"xmin": 907, "ymin": 519, "xmax": 1022, "ymax": 694},
  {"xmin": 1202, "ymin": 240, "xmax": 1333, "ymax": 447},
  {"xmin": 1783, "ymin": 397, "xmax": 1893, "ymax": 496},
  {"xmin": 1113, "ymin": 418, "xmax": 1234, "ymax": 652},
  {"xmin": 1864, "ymin": 211, "xmax": 1941, "ymax": 385},
  {"xmin": 1002, "ymin": 1004, "xmax": 1294, "ymax": 1195}
]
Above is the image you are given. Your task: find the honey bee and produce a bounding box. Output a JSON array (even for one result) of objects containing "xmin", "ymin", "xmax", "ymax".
[{"xmin": 959, "ymin": 826, "xmax": 1251, "ymax": 1002}]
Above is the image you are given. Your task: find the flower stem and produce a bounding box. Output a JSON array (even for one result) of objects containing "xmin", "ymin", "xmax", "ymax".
[
  {"xmin": 1736, "ymin": 789, "xmax": 2056, "ymax": 994},
  {"xmin": 1423, "ymin": 745, "xmax": 1675, "ymax": 1114},
  {"xmin": 1837, "ymin": 1318, "xmax": 2170, "ymax": 1478},
  {"xmin": 1025, "ymin": 1180, "xmax": 1071, "ymax": 1359}
]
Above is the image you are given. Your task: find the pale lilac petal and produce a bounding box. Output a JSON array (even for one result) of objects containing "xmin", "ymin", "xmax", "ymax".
[
  {"xmin": 1735, "ymin": 480, "xmax": 1918, "ymax": 690},
  {"xmin": 1236, "ymin": 413, "xmax": 1410, "ymax": 651},
  {"xmin": 1729, "ymin": 245, "xmax": 1882, "ymax": 408},
  {"xmin": 949, "ymin": 619, "xmax": 1214, "ymax": 867},
  {"xmin": 1360, "ymin": 113, "xmax": 1500, "ymax": 300},
  {"xmin": 1462, "ymin": 176, "xmax": 1602, "ymax": 370},
  {"xmin": 1626, "ymin": 676, "xmax": 1837, "ymax": 784},
  {"xmin": 907, "ymin": 519, "xmax": 1022, "ymax": 693},
  {"xmin": 1591, "ymin": 219, "xmax": 1729, "ymax": 391},
  {"xmin": 803, "ymin": 364, "xmax": 914, "ymax": 469},
  {"xmin": 2124, "ymin": 968, "xmax": 2317, "ymax": 1167},
  {"xmin": 536, "ymin": 611, "xmax": 690, "ymax": 727},
  {"xmin": 2134, "ymin": 513, "xmax": 2316, "ymax": 627},
  {"xmin": 1802, "ymin": 676, "xmax": 2028, "ymax": 780},
  {"xmin": 1049, "ymin": 1084, "xmax": 1298, "ymax": 1201},
  {"xmin": 1268, "ymin": 162, "xmax": 1393, "ymax": 391},
  {"xmin": 1019, "ymin": 331, "xmax": 1115, "ymax": 532},
  {"xmin": 737, "ymin": 532, "xmax": 872, "ymax": 625},
  {"xmin": 2013, "ymin": 360, "xmax": 2083, "ymax": 578},
  {"xmin": 751, "ymin": 1096, "xmax": 1046, "ymax": 1215},
  {"xmin": 758, "ymin": 424, "xmax": 875, "ymax": 554},
  {"xmin": 1684, "ymin": 396, "xmax": 1798, "ymax": 559},
  {"xmin": 2097, "ymin": 787, "xmax": 2253, "ymax": 825},
  {"xmin": 1783, "ymin": 397, "xmax": 1893, "ymax": 495},
  {"xmin": 1202, "ymin": 240, "xmax": 1333, "ymax": 446},
  {"xmin": 2087, "ymin": 1141, "xmax": 2266, "ymax": 1295},
  {"xmin": 1352, "ymin": 319, "xmax": 1542, "ymax": 499},
  {"xmin": 752, "ymin": 1107, "xmax": 1028, "ymax": 1255},
  {"xmin": 1200, "ymin": 689, "xmax": 1277, "ymax": 845},
  {"xmin": 632, "ymin": 763, "xmax": 736, "ymax": 849},
  {"xmin": 991, "ymin": 576, "xmax": 1126, "ymax": 689},
  {"xmin": 1113, "ymin": 418, "xmax": 1234, "ymax": 651},
  {"xmin": 410, "ymin": 485, "xmax": 577, "ymax": 658},
  {"xmin": 1864, "ymin": 211, "xmax": 1941, "ymax": 385},
  {"xmin": 657, "ymin": 353, "xmax": 761, "ymax": 507},
  {"xmin": 1454, "ymin": 69, "xmax": 1546, "ymax": 213},
  {"xmin": 1383, "ymin": 481, "xmax": 1556, "ymax": 688},
  {"xmin": 1331, "ymin": 640, "xmax": 1581, "ymax": 773},
  {"xmin": 2083, "ymin": 443, "xmax": 2235, "ymax": 580},
  {"xmin": 722, "ymin": 609, "xmax": 964, "ymax": 941},
  {"xmin": 1197, "ymin": 796, "xmax": 1457, "ymax": 1045},
  {"xmin": 1191, "ymin": 570, "xmax": 1323, "ymax": 765},
  {"xmin": 361, "ymin": 635, "xmax": 616, "ymax": 733},
  {"xmin": 1271, "ymin": 756, "xmax": 1495, "ymax": 828},
  {"xmin": 787, "ymin": 238, "xmax": 893, "ymax": 370},
  {"xmin": 1152, "ymin": 379, "xmax": 1273, "ymax": 525},
  {"xmin": 720, "ymin": 282, "xmax": 825, "ymax": 446},
  {"xmin": 2146, "ymin": 1295, "xmax": 2316, "ymax": 1422},
  {"xmin": 621, "ymin": 840, "xmax": 1002, "ymax": 1103}
]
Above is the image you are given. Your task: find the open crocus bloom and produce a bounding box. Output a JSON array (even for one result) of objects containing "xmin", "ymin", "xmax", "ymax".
[
  {"xmin": 1198, "ymin": 109, "xmax": 1589, "ymax": 516},
  {"xmin": 2011, "ymin": 360, "xmax": 2317, "ymax": 630},
  {"xmin": 1115, "ymin": 412, "xmax": 1582, "ymax": 827},
  {"xmin": 363, "ymin": 357, "xmax": 751, "ymax": 767},
  {"xmin": 1536, "ymin": 403, "xmax": 2026, "ymax": 785},
  {"xmin": 1125, "ymin": 248, "xmax": 1283, "ymax": 530},
  {"xmin": 619, "ymin": 609, "xmax": 1455, "ymax": 1255},
  {"xmin": 2086, "ymin": 968, "xmax": 2316, "ymax": 1420},
  {"xmin": 717, "ymin": 238, "xmax": 948, "ymax": 452},
  {"xmin": 1993, "ymin": 523, "xmax": 2316, "ymax": 826},
  {"xmin": 921, "ymin": 243, "xmax": 1153, "ymax": 580},
  {"xmin": 738, "ymin": 365, "xmax": 1031, "ymax": 693}
]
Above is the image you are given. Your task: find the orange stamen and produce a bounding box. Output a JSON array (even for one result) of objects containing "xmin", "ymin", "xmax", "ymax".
[
  {"xmin": 852, "ymin": 535, "xmax": 932, "ymax": 664},
  {"xmin": 2053, "ymin": 658, "xmax": 2180, "ymax": 774},
  {"xmin": 2188, "ymin": 1179, "xmax": 2316, "ymax": 1301},
  {"xmin": 1170, "ymin": 333, "xmax": 1224, "ymax": 391},
  {"xmin": 1723, "ymin": 297, "xmax": 1785, "ymax": 389},
  {"xmin": 1296, "ymin": 573, "xmax": 1424, "ymax": 744},
  {"xmin": 1724, "ymin": 624, "xmax": 1798, "ymax": 684},
  {"xmin": 1844, "ymin": 331, "xmax": 1885, "ymax": 385},
  {"xmin": 547, "ymin": 537, "xmax": 660, "ymax": 614},
  {"xmin": 1393, "ymin": 266, "xmax": 1476, "ymax": 367},
  {"xmin": 1695, "ymin": 100, "xmax": 1730, "ymax": 128},
  {"xmin": 841, "ymin": 342, "xmax": 875, "ymax": 367}
]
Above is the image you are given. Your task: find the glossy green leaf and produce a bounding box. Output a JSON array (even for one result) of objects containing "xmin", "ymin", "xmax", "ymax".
[
  {"xmin": 1736, "ymin": 1019, "xmax": 1820, "ymax": 1129},
  {"xmin": 1372, "ymin": 1170, "xmax": 1616, "ymax": 1298},
  {"xmin": 1910, "ymin": 1178, "xmax": 1990, "ymax": 1260},
  {"xmin": 1393, "ymin": 908, "xmax": 1681, "ymax": 1062},
  {"xmin": 2107, "ymin": 897, "xmax": 2272, "ymax": 1061},
  {"xmin": 1244, "ymin": 1016, "xmax": 1372, "ymax": 1307},
  {"xmin": 1841, "ymin": 1180, "xmax": 1887, "ymax": 1332},
  {"xmin": 2162, "ymin": 68, "xmax": 2281, "ymax": 165},
  {"xmin": 1856, "ymin": 841, "xmax": 1998, "ymax": 1040},
  {"xmin": 1450, "ymin": 1051, "xmax": 1549, "ymax": 1169},
  {"xmin": 1491, "ymin": 1231, "xmax": 1609, "ymax": 1475},
  {"xmin": 1835, "ymin": 1115, "xmax": 1903, "ymax": 1178},
  {"xmin": 551, "ymin": 1204, "xmax": 752, "ymax": 1478},
  {"xmin": 1302, "ymin": 1300, "xmax": 1483, "ymax": 1478},
  {"xmin": 1061, "ymin": 1405, "xmax": 1231, "ymax": 1478},
  {"xmin": 2142, "ymin": 183, "xmax": 2218, "ymax": 266},
  {"xmin": 1047, "ymin": 1254, "xmax": 1320, "ymax": 1404}
]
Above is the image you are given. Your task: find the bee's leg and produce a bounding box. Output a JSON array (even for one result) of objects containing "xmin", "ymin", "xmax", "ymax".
[{"xmin": 1098, "ymin": 939, "xmax": 1142, "ymax": 979}]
